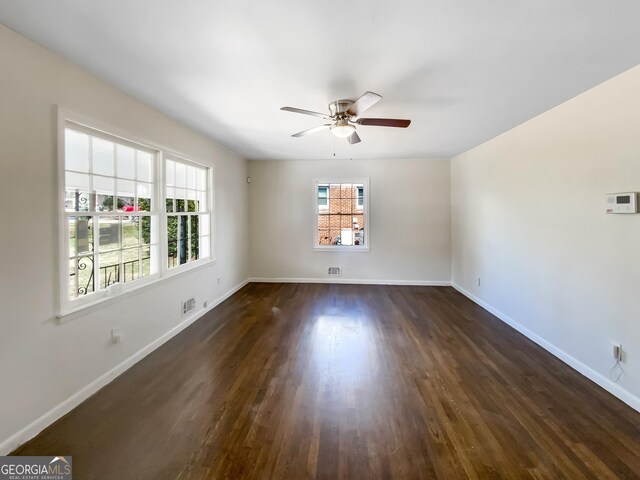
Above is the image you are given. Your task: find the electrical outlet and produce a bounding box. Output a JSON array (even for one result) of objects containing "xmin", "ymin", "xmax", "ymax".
[
  {"xmin": 111, "ymin": 328, "xmax": 122, "ymax": 344},
  {"xmin": 217, "ymin": 278, "xmax": 221, "ymax": 285},
  {"xmin": 478, "ymin": 277, "xmax": 481, "ymax": 287}
]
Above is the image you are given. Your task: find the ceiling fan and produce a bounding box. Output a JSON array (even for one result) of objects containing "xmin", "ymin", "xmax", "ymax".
[{"xmin": 281, "ymin": 91, "xmax": 411, "ymax": 144}]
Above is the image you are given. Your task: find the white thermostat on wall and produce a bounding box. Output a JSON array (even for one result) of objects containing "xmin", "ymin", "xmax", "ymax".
[{"xmin": 606, "ymin": 192, "xmax": 638, "ymax": 214}]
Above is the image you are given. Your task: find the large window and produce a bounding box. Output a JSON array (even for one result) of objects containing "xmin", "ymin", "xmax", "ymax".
[
  {"xmin": 314, "ymin": 179, "xmax": 369, "ymax": 250},
  {"xmin": 64, "ymin": 124, "xmax": 160, "ymax": 305},
  {"xmin": 60, "ymin": 118, "xmax": 213, "ymax": 315}
]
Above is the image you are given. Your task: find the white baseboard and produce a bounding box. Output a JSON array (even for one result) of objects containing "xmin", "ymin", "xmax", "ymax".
[
  {"xmin": 451, "ymin": 282, "xmax": 640, "ymax": 413},
  {"xmin": 0, "ymin": 278, "xmax": 250, "ymax": 455},
  {"xmin": 248, "ymin": 277, "xmax": 452, "ymax": 286}
]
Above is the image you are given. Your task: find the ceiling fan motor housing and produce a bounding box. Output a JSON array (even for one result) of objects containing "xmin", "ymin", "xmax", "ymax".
[{"xmin": 329, "ymin": 99, "xmax": 355, "ymax": 118}]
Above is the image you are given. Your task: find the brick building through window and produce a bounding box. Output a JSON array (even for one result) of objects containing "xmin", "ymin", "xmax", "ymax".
[{"xmin": 316, "ymin": 182, "xmax": 366, "ymax": 247}]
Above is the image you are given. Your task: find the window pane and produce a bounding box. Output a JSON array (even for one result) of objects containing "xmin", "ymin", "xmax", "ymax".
[
  {"xmin": 69, "ymin": 216, "xmax": 93, "ymax": 257},
  {"xmin": 122, "ymin": 247, "xmax": 139, "ymax": 283},
  {"xmin": 137, "ymin": 151, "xmax": 153, "ymax": 182},
  {"xmin": 167, "ymin": 241, "xmax": 178, "ymax": 269},
  {"xmin": 179, "ymin": 215, "xmax": 188, "ymax": 265},
  {"xmin": 116, "ymin": 145, "xmax": 135, "ymax": 179},
  {"xmin": 141, "ymin": 216, "xmax": 152, "ymax": 246},
  {"xmin": 65, "ymin": 130, "xmax": 89, "ymax": 173},
  {"xmin": 167, "ymin": 216, "xmax": 178, "ymax": 240},
  {"xmin": 117, "ymin": 179, "xmax": 135, "ymax": 211},
  {"xmin": 165, "ymin": 187, "xmax": 175, "ymax": 212},
  {"xmin": 65, "ymin": 172, "xmax": 90, "ymax": 212},
  {"xmin": 318, "ymin": 230, "xmax": 330, "ymax": 245},
  {"xmin": 167, "ymin": 216, "xmax": 178, "ymax": 268},
  {"xmin": 166, "ymin": 160, "xmax": 175, "ymax": 186},
  {"xmin": 187, "ymin": 165, "xmax": 197, "ymax": 189},
  {"xmin": 190, "ymin": 215, "xmax": 199, "ymax": 260},
  {"xmin": 98, "ymin": 216, "xmax": 121, "ymax": 252},
  {"xmin": 93, "ymin": 137, "xmax": 114, "ymax": 176},
  {"xmin": 196, "ymin": 168, "xmax": 206, "ymax": 190},
  {"xmin": 122, "ymin": 218, "xmax": 140, "ymax": 248},
  {"xmin": 141, "ymin": 246, "xmax": 151, "ymax": 278},
  {"xmin": 99, "ymin": 252, "xmax": 120, "ymax": 289},
  {"xmin": 94, "ymin": 176, "xmax": 115, "ymax": 212},
  {"xmin": 197, "ymin": 191, "xmax": 207, "ymax": 212},
  {"xmin": 175, "ymin": 192, "xmax": 186, "ymax": 212},
  {"xmin": 175, "ymin": 162, "xmax": 186, "ymax": 188},
  {"xmin": 72, "ymin": 256, "xmax": 95, "ymax": 297},
  {"xmin": 137, "ymin": 182, "xmax": 153, "ymax": 211},
  {"xmin": 329, "ymin": 195, "xmax": 340, "ymax": 213},
  {"xmin": 199, "ymin": 236, "xmax": 210, "ymax": 258},
  {"xmin": 199, "ymin": 214, "xmax": 210, "ymax": 237}
]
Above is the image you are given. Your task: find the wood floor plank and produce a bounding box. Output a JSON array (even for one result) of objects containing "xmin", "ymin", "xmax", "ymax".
[{"xmin": 12, "ymin": 284, "xmax": 640, "ymax": 479}]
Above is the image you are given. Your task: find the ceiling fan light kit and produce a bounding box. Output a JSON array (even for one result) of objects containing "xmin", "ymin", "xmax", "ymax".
[
  {"xmin": 281, "ymin": 91, "xmax": 411, "ymax": 145},
  {"xmin": 330, "ymin": 120, "xmax": 355, "ymax": 138}
]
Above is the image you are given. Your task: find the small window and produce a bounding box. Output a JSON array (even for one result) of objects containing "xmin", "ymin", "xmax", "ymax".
[
  {"xmin": 165, "ymin": 158, "xmax": 211, "ymax": 269},
  {"xmin": 315, "ymin": 179, "xmax": 369, "ymax": 250}
]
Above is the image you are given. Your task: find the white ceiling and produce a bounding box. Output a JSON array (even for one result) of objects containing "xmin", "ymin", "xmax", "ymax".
[{"xmin": 1, "ymin": 1, "xmax": 639, "ymax": 160}]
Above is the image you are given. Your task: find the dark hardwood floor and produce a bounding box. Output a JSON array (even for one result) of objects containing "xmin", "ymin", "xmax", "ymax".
[{"xmin": 13, "ymin": 284, "xmax": 640, "ymax": 479}]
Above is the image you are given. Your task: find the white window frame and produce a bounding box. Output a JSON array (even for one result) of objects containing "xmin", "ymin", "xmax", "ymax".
[
  {"xmin": 312, "ymin": 178, "xmax": 370, "ymax": 252},
  {"xmin": 162, "ymin": 154, "xmax": 214, "ymax": 275},
  {"xmin": 57, "ymin": 109, "xmax": 215, "ymax": 319}
]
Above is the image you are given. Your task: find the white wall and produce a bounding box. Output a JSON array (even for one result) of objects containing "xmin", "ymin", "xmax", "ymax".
[
  {"xmin": 249, "ymin": 158, "xmax": 451, "ymax": 283},
  {"xmin": 0, "ymin": 25, "xmax": 249, "ymax": 452},
  {"xmin": 451, "ymin": 65, "xmax": 640, "ymax": 409}
]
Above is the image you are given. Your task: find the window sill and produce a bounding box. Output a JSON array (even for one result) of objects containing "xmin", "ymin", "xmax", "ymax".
[
  {"xmin": 313, "ymin": 246, "xmax": 370, "ymax": 252},
  {"xmin": 57, "ymin": 257, "xmax": 216, "ymax": 323}
]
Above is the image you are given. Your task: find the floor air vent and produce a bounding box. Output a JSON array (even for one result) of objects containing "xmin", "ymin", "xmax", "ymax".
[
  {"xmin": 182, "ymin": 298, "xmax": 196, "ymax": 316},
  {"xmin": 327, "ymin": 267, "xmax": 342, "ymax": 276}
]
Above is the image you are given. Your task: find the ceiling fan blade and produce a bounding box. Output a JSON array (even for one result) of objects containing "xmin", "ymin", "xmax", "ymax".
[
  {"xmin": 346, "ymin": 91, "xmax": 382, "ymax": 117},
  {"xmin": 281, "ymin": 106, "xmax": 331, "ymax": 120},
  {"xmin": 355, "ymin": 118, "xmax": 411, "ymax": 128},
  {"xmin": 291, "ymin": 124, "xmax": 332, "ymax": 137},
  {"xmin": 347, "ymin": 131, "xmax": 361, "ymax": 144}
]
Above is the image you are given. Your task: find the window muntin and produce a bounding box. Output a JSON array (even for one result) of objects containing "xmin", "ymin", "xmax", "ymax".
[
  {"xmin": 165, "ymin": 159, "xmax": 211, "ymax": 269},
  {"xmin": 315, "ymin": 182, "xmax": 367, "ymax": 248},
  {"xmin": 64, "ymin": 124, "xmax": 160, "ymax": 303}
]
